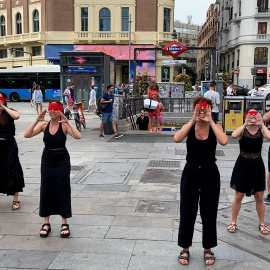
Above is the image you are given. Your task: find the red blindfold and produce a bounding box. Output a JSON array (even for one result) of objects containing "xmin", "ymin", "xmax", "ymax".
[
  {"xmin": 245, "ymin": 110, "xmax": 258, "ymax": 118},
  {"xmin": 48, "ymin": 103, "xmax": 63, "ymax": 112},
  {"xmin": 198, "ymin": 102, "xmax": 208, "ymax": 108},
  {"xmin": 0, "ymin": 97, "xmax": 7, "ymax": 102}
]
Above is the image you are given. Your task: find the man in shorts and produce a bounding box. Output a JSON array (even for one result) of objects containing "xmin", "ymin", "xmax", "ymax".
[
  {"xmin": 99, "ymin": 85, "xmax": 123, "ymax": 139},
  {"xmin": 85, "ymin": 85, "xmax": 96, "ymax": 112}
]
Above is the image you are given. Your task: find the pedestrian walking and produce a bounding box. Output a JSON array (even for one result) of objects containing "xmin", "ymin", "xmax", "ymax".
[
  {"xmin": 152, "ymin": 102, "xmax": 165, "ymax": 132},
  {"xmin": 24, "ymin": 101, "xmax": 81, "ymax": 238},
  {"xmin": 147, "ymin": 82, "xmax": 160, "ymax": 133},
  {"xmin": 227, "ymin": 109, "xmax": 270, "ymax": 235},
  {"xmin": 33, "ymin": 84, "xmax": 43, "ymax": 115},
  {"xmin": 226, "ymin": 83, "xmax": 236, "ymax": 96},
  {"xmin": 63, "ymin": 85, "xmax": 71, "ymax": 111},
  {"xmin": 85, "ymin": 85, "xmax": 96, "ymax": 112},
  {"xmin": 174, "ymin": 96, "xmax": 228, "ymax": 266},
  {"xmin": 99, "ymin": 85, "xmax": 122, "ymax": 139},
  {"xmin": 0, "ymin": 91, "xmax": 24, "ymax": 210},
  {"xmin": 204, "ymin": 81, "xmax": 220, "ymax": 124}
]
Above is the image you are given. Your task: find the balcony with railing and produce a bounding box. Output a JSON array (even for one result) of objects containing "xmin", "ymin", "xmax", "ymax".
[
  {"xmin": 254, "ymin": 58, "xmax": 268, "ymax": 65},
  {"xmin": 74, "ymin": 31, "xmax": 135, "ymax": 43},
  {"xmin": 255, "ymin": 7, "xmax": 270, "ymax": 17},
  {"xmin": 225, "ymin": 0, "xmax": 233, "ymax": 10},
  {"xmin": 0, "ymin": 32, "xmax": 46, "ymax": 45},
  {"xmin": 233, "ymin": 11, "xmax": 242, "ymax": 23}
]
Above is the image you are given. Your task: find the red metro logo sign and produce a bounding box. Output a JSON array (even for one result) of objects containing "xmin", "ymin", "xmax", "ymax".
[
  {"xmin": 162, "ymin": 41, "xmax": 187, "ymax": 58},
  {"xmin": 75, "ymin": 57, "xmax": 87, "ymax": 64}
]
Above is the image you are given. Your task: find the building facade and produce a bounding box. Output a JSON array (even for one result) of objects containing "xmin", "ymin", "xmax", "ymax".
[
  {"xmin": 216, "ymin": 0, "xmax": 270, "ymax": 87},
  {"xmin": 197, "ymin": 3, "xmax": 218, "ymax": 82},
  {"xmin": 0, "ymin": 0, "xmax": 175, "ymax": 85},
  {"xmin": 174, "ymin": 20, "xmax": 201, "ymax": 76}
]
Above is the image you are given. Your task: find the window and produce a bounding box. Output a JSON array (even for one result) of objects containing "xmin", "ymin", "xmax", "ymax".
[
  {"xmin": 254, "ymin": 47, "xmax": 268, "ymax": 65},
  {"xmin": 164, "ymin": 8, "xmax": 171, "ymax": 32},
  {"xmin": 0, "ymin": 49, "xmax": 7, "ymax": 58},
  {"xmin": 0, "ymin": 16, "xmax": 6, "ymax": 36},
  {"xmin": 32, "ymin": 46, "xmax": 41, "ymax": 56},
  {"xmin": 257, "ymin": 0, "xmax": 269, "ymax": 12},
  {"xmin": 99, "ymin": 8, "xmax": 111, "ymax": 31},
  {"xmin": 81, "ymin": 8, "xmax": 88, "ymax": 31},
  {"xmin": 121, "ymin": 7, "xmax": 129, "ymax": 31},
  {"xmin": 15, "ymin": 48, "xmax": 24, "ymax": 57},
  {"xmin": 16, "ymin": 13, "xmax": 22, "ymax": 34},
  {"xmin": 33, "ymin": 10, "xmax": 39, "ymax": 32},
  {"xmin": 258, "ymin": 22, "xmax": 267, "ymax": 34}
]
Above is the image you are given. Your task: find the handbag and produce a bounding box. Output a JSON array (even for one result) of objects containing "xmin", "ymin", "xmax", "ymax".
[{"xmin": 144, "ymin": 98, "xmax": 158, "ymax": 112}]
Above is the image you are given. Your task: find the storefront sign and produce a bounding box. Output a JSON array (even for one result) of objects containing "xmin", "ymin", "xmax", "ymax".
[
  {"xmin": 256, "ymin": 69, "xmax": 267, "ymax": 74},
  {"xmin": 162, "ymin": 41, "xmax": 187, "ymax": 57},
  {"xmin": 233, "ymin": 69, "xmax": 239, "ymax": 75}
]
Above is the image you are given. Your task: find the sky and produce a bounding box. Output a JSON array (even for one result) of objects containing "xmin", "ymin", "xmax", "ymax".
[{"xmin": 174, "ymin": 0, "xmax": 215, "ymax": 25}]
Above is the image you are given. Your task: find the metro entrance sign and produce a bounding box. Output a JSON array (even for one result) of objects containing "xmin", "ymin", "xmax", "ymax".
[{"xmin": 162, "ymin": 41, "xmax": 187, "ymax": 57}]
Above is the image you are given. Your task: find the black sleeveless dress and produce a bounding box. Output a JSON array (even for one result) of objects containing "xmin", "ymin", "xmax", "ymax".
[
  {"xmin": 0, "ymin": 111, "xmax": 24, "ymax": 195},
  {"xmin": 39, "ymin": 122, "xmax": 71, "ymax": 218},
  {"xmin": 230, "ymin": 127, "xmax": 265, "ymax": 196}
]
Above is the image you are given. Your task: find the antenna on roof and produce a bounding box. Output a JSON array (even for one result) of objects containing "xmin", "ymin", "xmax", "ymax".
[{"xmin": 187, "ymin": 15, "xmax": 192, "ymax": 24}]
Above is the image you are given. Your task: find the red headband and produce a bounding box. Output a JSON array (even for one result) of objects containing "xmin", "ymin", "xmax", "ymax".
[
  {"xmin": 0, "ymin": 97, "xmax": 7, "ymax": 102},
  {"xmin": 198, "ymin": 102, "xmax": 208, "ymax": 108},
  {"xmin": 245, "ymin": 110, "xmax": 258, "ymax": 118},
  {"xmin": 48, "ymin": 103, "xmax": 63, "ymax": 112}
]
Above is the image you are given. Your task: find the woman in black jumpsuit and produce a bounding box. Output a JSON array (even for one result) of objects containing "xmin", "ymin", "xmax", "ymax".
[
  {"xmin": 24, "ymin": 102, "xmax": 81, "ymax": 238},
  {"xmin": 174, "ymin": 96, "xmax": 228, "ymax": 266}
]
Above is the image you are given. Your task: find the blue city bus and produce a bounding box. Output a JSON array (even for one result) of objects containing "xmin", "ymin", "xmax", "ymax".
[{"xmin": 0, "ymin": 65, "xmax": 61, "ymax": 101}]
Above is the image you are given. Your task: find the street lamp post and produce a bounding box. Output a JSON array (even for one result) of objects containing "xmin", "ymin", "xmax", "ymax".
[{"xmin": 128, "ymin": 14, "xmax": 132, "ymax": 90}]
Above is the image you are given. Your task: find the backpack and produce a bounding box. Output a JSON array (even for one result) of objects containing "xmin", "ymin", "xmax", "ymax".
[{"xmin": 96, "ymin": 96, "xmax": 107, "ymax": 112}]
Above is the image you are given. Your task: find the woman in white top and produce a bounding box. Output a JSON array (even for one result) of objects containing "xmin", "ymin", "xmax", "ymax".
[{"xmin": 33, "ymin": 84, "xmax": 43, "ymax": 115}]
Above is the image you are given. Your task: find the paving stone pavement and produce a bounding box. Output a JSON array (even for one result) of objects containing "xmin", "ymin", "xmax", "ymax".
[{"xmin": 0, "ymin": 102, "xmax": 270, "ymax": 269}]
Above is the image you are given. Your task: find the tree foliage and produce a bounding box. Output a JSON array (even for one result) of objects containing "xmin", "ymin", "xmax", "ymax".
[
  {"xmin": 177, "ymin": 64, "xmax": 197, "ymax": 85},
  {"xmin": 173, "ymin": 73, "xmax": 192, "ymax": 92}
]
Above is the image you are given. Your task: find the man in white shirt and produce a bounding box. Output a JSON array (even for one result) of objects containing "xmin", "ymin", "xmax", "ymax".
[
  {"xmin": 248, "ymin": 84, "xmax": 263, "ymax": 97},
  {"xmin": 226, "ymin": 83, "xmax": 235, "ymax": 96},
  {"xmin": 204, "ymin": 81, "xmax": 220, "ymax": 124},
  {"xmin": 85, "ymin": 85, "xmax": 97, "ymax": 112}
]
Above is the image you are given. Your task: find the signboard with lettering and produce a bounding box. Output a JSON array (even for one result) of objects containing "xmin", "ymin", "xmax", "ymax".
[{"xmin": 162, "ymin": 41, "xmax": 187, "ymax": 58}]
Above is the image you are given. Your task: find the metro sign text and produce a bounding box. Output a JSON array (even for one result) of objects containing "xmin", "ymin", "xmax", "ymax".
[{"xmin": 162, "ymin": 41, "xmax": 188, "ymax": 58}]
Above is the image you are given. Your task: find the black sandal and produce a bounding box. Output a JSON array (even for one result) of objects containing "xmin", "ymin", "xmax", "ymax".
[
  {"xmin": 12, "ymin": 201, "xmax": 20, "ymax": 210},
  {"xmin": 178, "ymin": 249, "xmax": 190, "ymax": 265},
  {"xmin": 40, "ymin": 223, "xmax": 51, "ymax": 238},
  {"xmin": 204, "ymin": 251, "xmax": 216, "ymax": 265},
  {"xmin": 61, "ymin": 224, "xmax": 70, "ymax": 238}
]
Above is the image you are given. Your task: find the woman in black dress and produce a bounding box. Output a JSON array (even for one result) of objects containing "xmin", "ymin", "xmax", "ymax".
[
  {"xmin": 0, "ymin": 92, "xmax": 24, "ymax": 210},
  {"xmin": 24, "ymin": 101, "xmax": 81, "ymax": 238},
  {"xmin": 174, "ymin": 96, "xmax": 228, "ymax": 266},
  {"xmin": 227, "ymin": 109, "xmax": 270, "ymax": 235}
]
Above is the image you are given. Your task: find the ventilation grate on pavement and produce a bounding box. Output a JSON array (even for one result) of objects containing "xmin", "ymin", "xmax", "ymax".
[
  {"xmin": 71, "ymin": 165, "xmax": 85, "ymax": 171},
  {"xmin": 175, "ymin": 149, "xmax": 225, "ymax": 156},
  {"xmin": 140, "ymin": 168, "xmax": 182, "ymax": 185},
  {"xmin": 148, "ymin": 160, "xmax": 181, "ymax": 168}
]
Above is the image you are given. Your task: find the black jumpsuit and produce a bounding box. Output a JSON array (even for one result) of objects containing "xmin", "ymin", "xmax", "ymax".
[{"xmin": 178, "ymin": 124, "xmax": 220, "ymax": 249}]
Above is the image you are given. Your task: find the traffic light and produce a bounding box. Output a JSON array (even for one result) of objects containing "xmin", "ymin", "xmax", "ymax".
[
  {"xmin": 9, "ymin": 48, "xmax": 14, "ymax": 55},
  {"xmin": 205, "ymin": 60, "xmax": 209, "ymax": 69}
]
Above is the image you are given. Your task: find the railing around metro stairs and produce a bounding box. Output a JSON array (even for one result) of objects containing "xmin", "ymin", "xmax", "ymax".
[{"xmin": 117, "ymin": 97, "xmax": 194, "ymax": 120}]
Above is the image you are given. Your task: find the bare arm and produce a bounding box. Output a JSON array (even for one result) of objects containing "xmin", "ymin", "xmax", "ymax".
[
  {"xmin": 210, "ymin": 122, "xmax": 228, "ymax": 145},
  {"xmin": 263, "ymin": 110, "xmax": 270, "ymax": 122},
  {"xmin": 0, "ymin": 104, "xmax": 20, "ymax": 120},
  {"xmin": 59, "ymin": 112, "xmax": 81, "ymax": 139},
  {"xmin": 232, "ymin": 114, "xmax": 250, "ymax": 139},
  {"xmin": 24, "ymin": 110, "xmax": 47, "ymax": 138},
  {"xmin": 101, "ymin": 98, "xmax": 112, "ymax": 104},
  {"xmin": 174, "ymin": 105, "xmax": 199, "ymax": 143}
]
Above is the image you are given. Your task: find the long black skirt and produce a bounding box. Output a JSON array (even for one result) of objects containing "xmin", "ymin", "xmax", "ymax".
[
  {"xmin": 0, "ymin": 138, "xmax": 24, "ymax": 196},
  {"xmin": 40, "ymin": 148, "xmax": 72, "ymax": 218}
]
